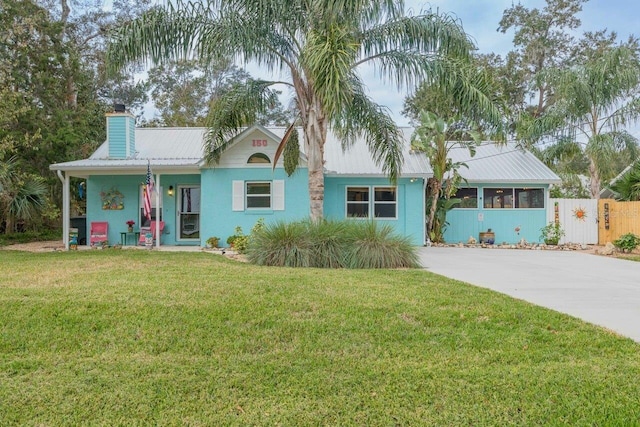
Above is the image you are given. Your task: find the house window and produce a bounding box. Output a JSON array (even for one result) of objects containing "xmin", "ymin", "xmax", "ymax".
[
  {"xmin": 248, "ymin": 153, "xmax": 271, "ymax": 164},
  {"xmin": 232, "ymin": 180, "xmax": 284, "ymax": 211},
  {"xmin": 484, "ymin": 188, "xmax": 513, "ymax": 209},
  {"xmin": 452, "ymin": 188, "xmax": 478, "ymax": 208},
  {"xmin": 246, "ymin": 182, "xmax": 271, "ymax": 209},
  {"xmin": 346, "ymin": 186, "xmax": 397, "ymax": 219},
  {"xmin": 347, "ymin": 187, "xmax": 369, "ymax": 217},
  {"xmin": 374, "ymin": 187, "xmax": 397, "ymax": 218},
  {"xmin": 483, "ymin": 188, "xmax": 544, "ymax": 209},
  {"xmin": 515, "ymin": 188, "xmax": 544, "ymax": 208}
]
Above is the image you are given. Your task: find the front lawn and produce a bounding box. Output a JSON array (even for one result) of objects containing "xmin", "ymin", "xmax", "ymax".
[{"xmin": 0, "ymin": 250, "xmax": 639, "ymax": 425}]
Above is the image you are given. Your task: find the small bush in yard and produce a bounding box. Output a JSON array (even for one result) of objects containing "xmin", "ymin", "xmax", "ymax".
[
  {"xmin": 345, "ymin": 221, "xmax": 419, "ymax": 269},
  {"xmin": 613, "ymin": 233, "xmax": 640, "ymax": 253},
  {"xmin": 247, "ymin": 219, "xmax": 419, "ymax": 269}
]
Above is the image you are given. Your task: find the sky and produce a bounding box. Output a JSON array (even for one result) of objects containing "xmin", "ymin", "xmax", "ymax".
[
  {"xmin": 367, "ymin": 0, "xmax": 640, "ymax": 125},
  {"xmin": 137, "ymin": 0, "xmax": 640, "ymax": 125}
]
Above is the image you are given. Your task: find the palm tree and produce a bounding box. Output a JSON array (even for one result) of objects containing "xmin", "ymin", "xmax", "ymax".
[
  {"xmin": 524, "ymin": 46, "xmax": 640, "ymax": 198},
  {"xmin": 609, "ymin": 161, "xmax": 640, "ymax": 201},
  {"xmin": 0, "ymin": 156, "xmax": 48, "ymax": 234},
  {"xmin": 410, "ymin": 111, "xmax": 482, "ymax": 242},
  {"xmin": 107, "ymin": 0, "xmax": 498, "ymax": 220}
]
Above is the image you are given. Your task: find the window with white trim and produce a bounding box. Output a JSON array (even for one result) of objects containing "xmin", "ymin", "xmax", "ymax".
[
  {"xmin": 246, "ymin": 182, "xmax": 271, "ymax": 209},
  {"xmin": 346, "ymin": 186, "xmax": 397, "ymax": 219},
  {"xmin": 232, "ymin": 180, "xmax": 285, "ymax": 211},
  {"xmin": 347, "ymin": 187, "xmax": 369, "ymax": 217},
  {"xmin": 247, "ymin": 153, "xmax": 270, "ymax": 164}
]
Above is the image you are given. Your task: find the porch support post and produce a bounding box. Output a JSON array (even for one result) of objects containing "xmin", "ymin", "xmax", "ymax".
[
  {"xmin": 422, "ymin": 177, "xmax": 427, "ymax": 246},
  {"xmin": 155, "ymin": 173, "xmax": 161, "ymax": 248},
  {"xmin": 57, "ymin": 170, "xmax": 70, "ymax": 250}
]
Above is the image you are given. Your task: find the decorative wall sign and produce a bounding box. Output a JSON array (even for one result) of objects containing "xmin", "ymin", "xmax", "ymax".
[
  {"xmin": 572, "ymin": 206, "xmax": 587, "ymax": 221},
  {"xmin": 101, "ymin": 188, "xmax": 124, "ymax": 210}
]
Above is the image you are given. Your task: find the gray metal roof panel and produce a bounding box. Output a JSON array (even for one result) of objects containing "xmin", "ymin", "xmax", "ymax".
[
  {"xmin": 52, "ymin": 127, "xmax": 554, "ymax": 182},
  {"xmin": 447, "ymin": 142, "xmax": 561, "ymax": 183}
]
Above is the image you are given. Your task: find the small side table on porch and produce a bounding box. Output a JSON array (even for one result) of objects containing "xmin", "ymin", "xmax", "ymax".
[{"xmin": 120, "ymin": 230, "xmax": 141, "ymax": 246}]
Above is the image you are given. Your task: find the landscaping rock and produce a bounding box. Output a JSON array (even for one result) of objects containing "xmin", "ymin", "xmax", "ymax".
[{"xmin": 599, "ymin": 242, "xmax": 616, "ymax": 256}]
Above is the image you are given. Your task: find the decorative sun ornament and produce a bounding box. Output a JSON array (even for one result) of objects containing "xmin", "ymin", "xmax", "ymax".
[{"xmin": 573, "ymin": 206, "xmax": 587, "ymax": 221}]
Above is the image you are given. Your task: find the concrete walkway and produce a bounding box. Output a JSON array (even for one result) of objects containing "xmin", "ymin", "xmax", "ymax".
[{"xmin": 418, "ymin": 247, "xmax": 640, "ymax": 343}]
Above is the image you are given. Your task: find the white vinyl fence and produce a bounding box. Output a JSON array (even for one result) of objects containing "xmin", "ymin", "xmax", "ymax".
[{"xmin": 547, "ymin": 198, "xmax": 598, "ymax": 245}]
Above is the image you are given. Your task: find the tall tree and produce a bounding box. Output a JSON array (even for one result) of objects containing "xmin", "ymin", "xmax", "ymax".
[
  {"xmin": 498, "ymin": 0, "xmax": 586, "ymax": 118},
  {"xmin": 107, "ymin": 0, "xmax": 498, "ymax": 220},
  {"xmin": 525, "ymin": 45, "xmax": 640, "ymax": 198},
  {"xmin": 144, "ymin": 60, "xmax": 291, "ymax": 127}
]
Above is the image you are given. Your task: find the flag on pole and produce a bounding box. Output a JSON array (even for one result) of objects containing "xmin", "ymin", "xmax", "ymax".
[{"xmin": 143, "ymin": 161, "xmax": 155, "ymax": 220}]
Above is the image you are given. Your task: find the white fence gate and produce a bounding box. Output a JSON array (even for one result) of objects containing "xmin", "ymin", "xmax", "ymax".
[{"xmin": 547, "ymin": 198, "xmax": 598, "ymax": 245}]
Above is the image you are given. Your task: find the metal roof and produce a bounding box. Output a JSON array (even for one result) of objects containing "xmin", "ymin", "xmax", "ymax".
[
  {"xmin": 52, "ymin": 126, "xmax": 431, "ymax": 177},
  {"xmin": 269, "ymin": 127, "xmax": 432, "ymax": 177},
  {"xmin": 447, "ymin": 142, "xmax": 561, "ymax": 184},
  {"xmin": 50, "ymin": 127, "xmax": 558, "ymax": 183}
]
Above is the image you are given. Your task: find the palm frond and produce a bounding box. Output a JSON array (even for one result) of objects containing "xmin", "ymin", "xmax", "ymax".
[
  {"xmin": 358, "ymin": 11, "xmax": 472, "ymax": 65},
  {"xmin": 332, "ymin": 87, "xmax": 403, "ymax": 182},
  {"xmin": 203, "ymin": 79, "xmax": 282, "ymax": 164},
  {"xmin": 106, "ymin": 4, "xmax": 224, "ymax": 74}
]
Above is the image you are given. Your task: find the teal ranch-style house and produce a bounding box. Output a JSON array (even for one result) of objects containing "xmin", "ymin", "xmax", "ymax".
[{"xmin": 50, "ymin": 111, "xmax": 560, "ymax": 249}]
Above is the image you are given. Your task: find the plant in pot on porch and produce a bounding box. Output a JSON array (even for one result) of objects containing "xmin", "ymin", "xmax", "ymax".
[
  {"xmin": 227, "ymin": 226, "xmax": 248, "ymax": 253},
  {"xmin": 206, "ymin": 236, "xmax": 220, "ymax": 249},
  {"xmin": 126, "ymin": 220, "xmax": 135, "ymax": 232},
  {"xmin": 540, "ymin": 222, "xmax": 565, "ymax": 245}
]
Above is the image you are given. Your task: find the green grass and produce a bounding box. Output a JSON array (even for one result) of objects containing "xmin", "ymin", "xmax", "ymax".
[
  {"xmin": 617, "ymin": 254, "xmax": 640, "ymax": 262},
  {"xmin": 0, "ymin": 250, "xmax": 639, "ymax": 425}
]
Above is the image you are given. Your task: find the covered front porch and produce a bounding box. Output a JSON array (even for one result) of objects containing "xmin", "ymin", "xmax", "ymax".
[{"xmin": 52, "ymin": 165, "xmax": 202, "ymax": 250}]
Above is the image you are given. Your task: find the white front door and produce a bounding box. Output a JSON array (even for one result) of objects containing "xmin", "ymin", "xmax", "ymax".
[{"xmin": 177, "ymin": 186, "xmax": 200, "ymax": 241}]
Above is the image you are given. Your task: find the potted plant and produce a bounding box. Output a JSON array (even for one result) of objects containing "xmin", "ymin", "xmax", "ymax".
[
  {"xmin": 479, "ymin": 228, "xmax": 495, "ymax": 245},
  {"xmin": 540, "ymin": 222, "xmax": 565, "ymax": 245},
  {"xmin": 126, "ymin": 220, "xmax": 135, "ymax": 232},
  {"xmin": 227, "ymin": 226, "xmax": 249, "ymax": 252},
  {"xmin": 206, "ymin": 236, "xmax": 220, "ymax": 248},
  {"xmin": 226, "ymin": 234, "xmax": 238, "ymax": 248}
]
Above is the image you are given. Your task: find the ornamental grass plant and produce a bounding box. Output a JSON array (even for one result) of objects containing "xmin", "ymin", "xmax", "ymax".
[{"xmin": 247, "ymin": 219, "xmax": 419, "ymax": 268}]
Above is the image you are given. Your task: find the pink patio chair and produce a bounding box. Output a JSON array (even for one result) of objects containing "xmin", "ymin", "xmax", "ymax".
[
  {"xmin": 138, "ymin": 220, "xmax": 165, "ymax": 245},
  {"xmin": 89, "ymin": 221, "xmax": 108, "ymax": 246}
]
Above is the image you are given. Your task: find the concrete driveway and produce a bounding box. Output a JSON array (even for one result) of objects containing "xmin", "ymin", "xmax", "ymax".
[{"xmin": 418, "ymin": 247, "xmax": 640, "ymax": 343}]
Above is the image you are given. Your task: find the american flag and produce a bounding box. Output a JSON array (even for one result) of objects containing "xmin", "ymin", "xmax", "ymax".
[{"xmin": 143, "ymin": 161, "xmax": 155, "ymax": 220}]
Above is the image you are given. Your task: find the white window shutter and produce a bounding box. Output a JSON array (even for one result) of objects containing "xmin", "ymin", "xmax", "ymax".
[
  {"xmin": 273, "ymin": 180, "xmax": 285, "ymax": 211},
  {"xmin": 232, "ymin": 180, "xmax": 244, "ymax": 211}
]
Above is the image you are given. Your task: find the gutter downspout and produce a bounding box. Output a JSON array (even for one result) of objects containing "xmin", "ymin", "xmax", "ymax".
[{"xmin": 56, "ymin": 170, "xmax": 70, "ymax": 250}]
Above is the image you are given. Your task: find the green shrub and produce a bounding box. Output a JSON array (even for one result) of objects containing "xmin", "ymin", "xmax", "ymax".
[
  {"xmin": 613, "ymin": 233, "xmax": 640, "ymax": 253},
  {"xmin": 345, "ymin": 221, "xmax": 419, "ymax": 269},
  {"xmin": 247, "ymin": 219, "xmax": 419, "ymax": 269},
  {"xmin": 247, "ymin": 220, "xmax": 313, "ymax": 267},
  {"xmin": 540, "ymin": 222, "xmax": 565, "ymax": 245}
]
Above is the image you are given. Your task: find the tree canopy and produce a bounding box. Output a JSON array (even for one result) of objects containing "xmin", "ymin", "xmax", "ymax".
[{"xmin": 107, "ymin": 0, "xmax": 492, "ymax": 220}]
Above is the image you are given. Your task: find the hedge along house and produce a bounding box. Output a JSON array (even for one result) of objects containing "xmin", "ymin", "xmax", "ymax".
[
  {"xmin": 50, "ymin": 111, "xmax": 432, "ymax": 249},
  {"xmin": 443, "ymin": 143, "xmax": 561, "ymax": 244}
]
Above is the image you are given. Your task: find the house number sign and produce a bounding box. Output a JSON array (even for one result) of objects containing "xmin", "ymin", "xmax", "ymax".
[
  {"xmin": 252, "ymin": 139, "xmax": 267, "ymax": 147},
  {"xmin": 604, "ymin": 203, "xmax": 610, "ymax": 230}
]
